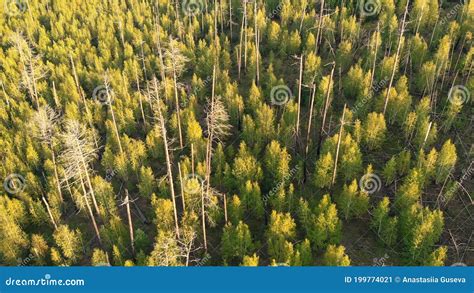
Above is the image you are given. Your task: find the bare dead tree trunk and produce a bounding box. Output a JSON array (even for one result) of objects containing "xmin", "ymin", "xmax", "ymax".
[
  {"xmin": 172, "ymin": 62, "xmax": 183, "ymax": 148},
  {"xmin": 52, "ymin": 81, "xmax": 60, "ymax": 108},
  {"xmin": 369, "ymin": 23, "xmax": 380, "ymax": 94},
  {"xmin": 296, "ymin": 55, "xmax": 304, "ymax": 139},
  {"xmin": 69, "ymin": 54, "xmax": 99, "ymax": 148},
  {"xmin": 104, "ymin": 82, "xmax": 124, "ymax": 154},
  {"xmin": 254, "ymin": 1, "xmax": 260, "ymax": 84},
  {"xmin": 317, "ymin": 63, "xmax": 335, "ymax": 156},
  {"xmin": 238, "ymin": 8, "xmax": 244, "ymax": 79},
  {"xmin": 178, "ymin": 163, "xmax": 186, "ymax": 210},
  {"xmin": 28, "ymin": 58, "xmax": 39, "ymax": 109},
  {"xmin": 298, "ymin": 3, "xmax": 307, "ymax": 34},
  {"xmin": 124, "ymin": 189, "xmax": 135, "ymax": 254},
  {"xmin": 105, "ymin": 76, "xmax": 136, "ymax": 254},
  {"xmin": 223, "ymin": 193, "xmax": 228, "ymax": 223},
  {"xmin": 315, "ymin": 0, "xmax": 325, "ymax": 54},
  {"xmin": 331, "ymin": 104, "xmax": 346, "ymax": 185},
  {"xmin": 229, "ymin": 0, "xmax": 233, "ymax": 38},
  {"xmin": 42, "ymin": 196, "xmax": 58, "ymax": 230},
  {"xmin": 383, "ymin": 0, "xmax": 410, "ymax": 115},
  {"xmin": 117, "ymin": 20, "xmax": 125, "ymax": 48},
  {"xmin": 134, "ymin": 65, "xmax": 147, "ymax": 129},
  {"xmin": 69, "ymin": 54, "xmax": 85, "ymax": 104},
  {"xmin": 1, "ymin": 80, "xmax": 10, "ymax": 107},
  {"xmin": 50, "ymin": 142, "xmax": 63, "ymax": 202},
  {"xmin": 79, "ymin": 173, "xmax": 102, "ymax": 244},
  {"xmin": 305, "ymin": 84, "xmax": 317, "ymax": 161},
  {"xmin": 152, "ymin": 77, "xmax": 181, "ymax": 239},
  {"xmin": 244, "ymin": 1, "xmax": 248, "ymax": 71},
  {"xmin": 202, "ymin": 66, "xmax": 217, "ymax": 251},
  {"xmin": 420, "ymin": 121, "xmax": 432, "ymax": 150},
  {"xmin": 191, "ymin": 143, "xmax": 195, "ymax": 176},
  {"xmin": 414, "ymin": 3, "xmax": 425, "ymax": 36}
]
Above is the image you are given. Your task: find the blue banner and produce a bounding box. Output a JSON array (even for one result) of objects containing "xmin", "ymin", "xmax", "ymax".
[{"xmin": 0, "ymin": 267, "xmax": 472, "ymax": 292}]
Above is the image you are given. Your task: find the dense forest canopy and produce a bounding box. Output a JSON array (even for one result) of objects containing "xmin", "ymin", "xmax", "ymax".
[{"xmin": 0, "ymin": 0, "xmax": 473, "ymax": 266}]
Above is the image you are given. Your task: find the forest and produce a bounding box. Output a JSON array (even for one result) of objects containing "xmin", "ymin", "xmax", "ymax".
[{"xmin": 0, "ymin": 0, "xmax": 472, "ymax": 267}]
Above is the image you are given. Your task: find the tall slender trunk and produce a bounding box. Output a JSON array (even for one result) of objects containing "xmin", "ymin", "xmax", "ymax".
[
  {"xmin": 124, "ymin": 189, "xmax": 135, "ymax": 254},
  {"xmin": 383, "ymin": 0, "xmax": 410, "ymax": 115},
  {"xmin": 42, "ymin": 196, "xmax": 58, "ymax": 230},
  {"xmin": 296, "ymin": 55, "xmax": 304, "ymax": 140},
  {"xmin": 134, "ymin": 65, "xmax": 147, "ymax": 129},
  {"xmin": 254, "ymin": 1, "xmax": 260, "ymax": 84},
  {"xmin": 172, "ymin": 65, "xmax": 184, "ymax": 148},
  {"xmin": 420, "ymin": 121, "xmax": 432, "ymax": 150},
  {"xmin": 69, "ymin": 54, "xmax": 99, "ymax": 148},
  {"xmin": 238, "ymin": 5, "xmax": 245, "ymax": 79},
  {"xmin": 152, "ymin": 78, "xmax": 181, "ymax": 238},
  {"xmin": 1, "ymin": 80, "xmax": 10, "ymax": 107},
  {"xmin": 332, "ymin": 104, "xmax": 346, "ymax": 185},
  {"xmin": 178, "ymin": 163, "xmax": 186, "ymax": 210},
  {"xmin": 50, "ymin": 142, "xmax": 63, "ymax": 202},
  {"xmin": 223, "ymin": 193, "xmax": 228, "ymax": 223},
  {"xmin": 243, "ymin": 2, "xmax": 248, "ymax": 71},
  {"xmin": 28, "ymin": 58, "xmax": 39, "ymax": 109},
  {"xmin": 202, "ymin": 66, "xmax": 217, "ymax": 251},
  {"xmin": 75, "ymin": 138, "xmax": 100, "ymax": 216},
  {"xmin": 369, "ymin": 23, "xmax": 380, "ymax": 95},
  {"xmin": 315, "ymin": 0, "xmax": 325, "ymax": 54},
  {"xmin": 52, "ymin": 81, "xmax": 60, "ymax": 108},
  {"xmin": 105, "ymin": 83, "xmax": 135, "ymax": 254},
  {"xmin": 79, "ymin": 173, "xmax": 101, "ymax": 244},
  {"xmin": 317, "ymin": 63, "xmax": 335, "ymax": 156},
  {"xmin": 229, "ymin": 0, "xmax": 233, "ymax": 38},
  {"xmin": 305, "ymin": 84, "xmax": 317, "ymax": 160}
]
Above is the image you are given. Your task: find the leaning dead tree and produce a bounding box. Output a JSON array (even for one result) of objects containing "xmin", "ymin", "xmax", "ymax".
[
  {"xmin": 296, "ymin": 54, "xmax": 304, "ymax": 140},
  {"xmin": 150, "ymin": 76, "xmax": 181, "ymax": 239},
  {"xmin": 315, "ymin": 0, "xmax": 325, "ymax": 54},
  {"xmin": 10, "ymin": 33, "xmax": 46, "ymax": 110},
  {"xmin": 59, "ymin": 120, "xmax": 101, "ymax": 244},
  {"xmin": 238, "ymin": 0, "xmax": 249, "ymax": 79},
  {"xmin": 331, "ymin": 104, "xmax": 347, "ymax": 186},
  {"xmin": 30, "ymin": 105, "xmax": 63, "ymax": 202},
  {"xmin": 317, "ymin": 62, "xmax": 336, "ymax": 156},
  {"xmin": 164, "ymin": 37, "xmax": 188, "ymax": 149},
  {"xmin": 383, "ymin": 0, "xmax": 410, "ymax": 115},
  {"xmin": 203, "ymin": 66, "xmax": 231, "ymax": 250},
  {"xmin": 103, "ymin": 74, "xmax": 135, "ymax": 255},
  {"xmin": 30, "ymin": 105, "xmax": 62, "ymax": 230}
]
